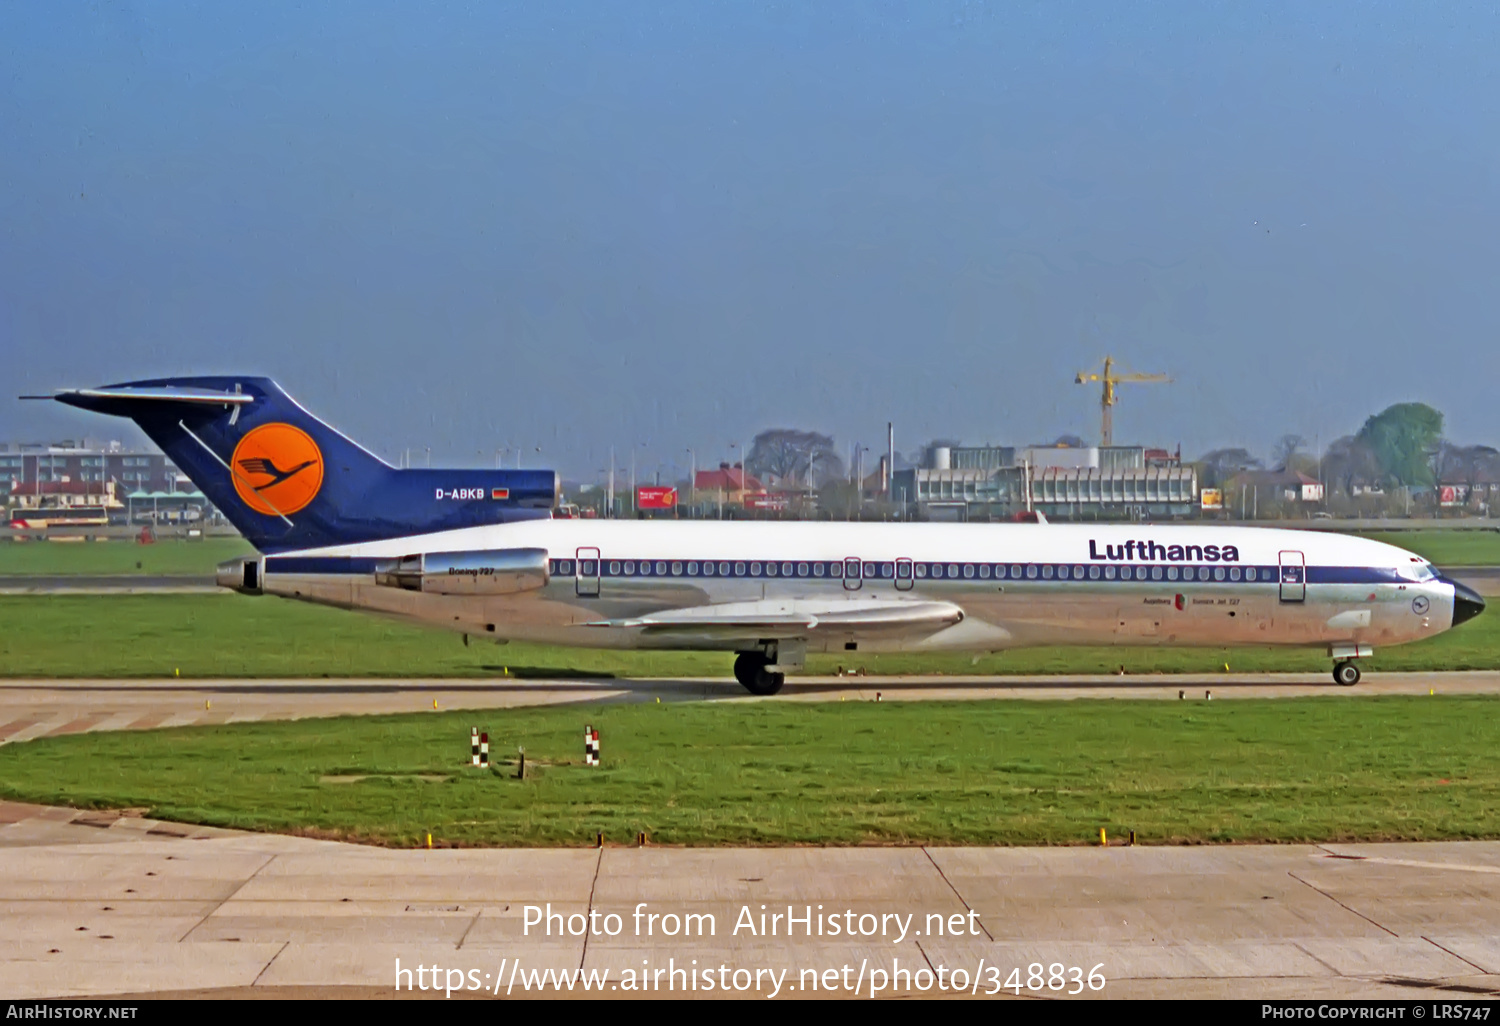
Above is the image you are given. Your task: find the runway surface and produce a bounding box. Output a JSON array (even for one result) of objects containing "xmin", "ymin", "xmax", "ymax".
[
  {"xmin": 1, "ymin": 801, "xmax": 1498, "ymax": 999},
  {"xmin": 0, "ymin": 574, "xmax": 215, "ymax": 594},
  {"xmin": 2, "ymin": 671, "xmax": 1500, "ymax": 745}
]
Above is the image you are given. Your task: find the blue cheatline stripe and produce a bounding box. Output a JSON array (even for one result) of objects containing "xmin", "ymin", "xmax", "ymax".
[{"xmin": 259, "ymin": 554, "xmax": 1420, "ymax": 587}]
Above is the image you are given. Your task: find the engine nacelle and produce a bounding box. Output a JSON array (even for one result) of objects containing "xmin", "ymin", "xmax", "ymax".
[
  {"xmin": 216, "ymin": 556, "xmax": 263, "ymax": 594},
  {"xmin": 375, "ymin": 547, "xmax": 550, "ymax": 596}
]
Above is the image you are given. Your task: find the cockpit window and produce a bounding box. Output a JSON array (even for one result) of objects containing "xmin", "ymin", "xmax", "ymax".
[{"xmin": 1398, "ymin": 560, "xmax": 1439, "ymax": 582}]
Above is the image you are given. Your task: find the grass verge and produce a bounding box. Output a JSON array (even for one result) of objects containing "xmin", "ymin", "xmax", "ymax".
[
  {"xmin": 0, "ymin": 538, "xmax": 253, "ymax": 575},
  {"xmin": 0, "ymin": 697, "xmax": 1494, "ymax": 846}
]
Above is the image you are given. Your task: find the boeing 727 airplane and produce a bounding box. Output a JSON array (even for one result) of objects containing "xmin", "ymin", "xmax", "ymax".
[{"xmin": 29, "ymin": 377, "xmax": 1485, "ymax": 694}]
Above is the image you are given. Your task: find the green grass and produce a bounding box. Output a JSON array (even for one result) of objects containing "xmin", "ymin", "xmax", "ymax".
[
  {"xmin": 1, "ymin": 697, "xmax": 1495, "ymax": 846},
  {"xmin": 1354, "ymin": 530, "xmax": 1500, "ymax": 567},
  {"xmin": 0, "ymin": 538, "xmax": 253, "ymax": 575},
  {"xmin": 2, "ymin": 593, "xmax": 1497, "ymax": 678}
]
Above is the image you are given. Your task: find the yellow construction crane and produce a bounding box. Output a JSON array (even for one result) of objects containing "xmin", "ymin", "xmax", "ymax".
[{"xmin": 1074, "ymin": 356, "xmax": 1172, "ymax": 447}]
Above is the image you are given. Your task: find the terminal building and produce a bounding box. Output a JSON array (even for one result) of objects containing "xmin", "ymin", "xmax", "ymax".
[
  {"xmin": 892, "ymin": 444, "xmax": 1197, "ymax": 522},
  {"xmin": 0, "ymin": 440, "xmax": 211, "ymax": 523}
]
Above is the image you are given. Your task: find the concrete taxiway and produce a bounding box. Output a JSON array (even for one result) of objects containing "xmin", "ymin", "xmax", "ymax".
[
  {"xmin": 3, "ymin": 671, "xmax": 1498, "ymax": 999},
  {"xmin": 1, "ymin": 801, "xmax": 1498, "ymax": 999},
  {"xmin": 1, "ymin": 671, "xmax": 1499, "ymax": 746}
]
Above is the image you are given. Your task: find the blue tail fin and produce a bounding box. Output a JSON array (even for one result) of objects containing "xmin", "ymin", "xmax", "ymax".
[{"xmin": 43, "ymin": 377, "xmax": 556, "ymax": 553}]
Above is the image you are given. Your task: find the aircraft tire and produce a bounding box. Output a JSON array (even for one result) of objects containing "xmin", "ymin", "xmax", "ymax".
[
  {"xmin": 1332, "ymin": 661, "xmax": 1361, "ymax": 687},
  {"xmin": 734, "ymin": 652, "xmax": 784, "ymax": 696}
]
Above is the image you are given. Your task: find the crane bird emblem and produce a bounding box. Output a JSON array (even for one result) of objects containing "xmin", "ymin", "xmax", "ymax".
[{"xmin": 229, "ymin": 423, "xmax": 325, "ymax": 516}]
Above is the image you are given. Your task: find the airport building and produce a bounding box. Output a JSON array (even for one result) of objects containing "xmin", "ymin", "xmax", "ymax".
[
  {"xmin": 0, "ymin": 440, "xmax": 211, "ymax": 523},
  {"xmin": 893, "ymin": 443, "xmax": 1198, "ymax": 521}
]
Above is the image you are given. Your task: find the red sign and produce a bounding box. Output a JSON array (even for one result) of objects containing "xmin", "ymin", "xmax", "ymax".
[{"xmin": 637, "ymin": 486, "xmax": 678, "ymax": 510}]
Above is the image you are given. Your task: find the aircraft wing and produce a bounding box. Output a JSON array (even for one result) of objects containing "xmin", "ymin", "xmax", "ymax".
[{"xmin": 582, "ymin": 598, "xmax": 964, "ymax": 639}]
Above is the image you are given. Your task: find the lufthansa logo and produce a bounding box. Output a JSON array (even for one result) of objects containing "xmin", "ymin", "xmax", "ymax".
[
  {"xmin": 1412, "ymin": 595, "xmax": 1430, "ymax": 615},
  {"xmin": 230, "ymin": 423, "xmax": 324, "ymax": 516}
]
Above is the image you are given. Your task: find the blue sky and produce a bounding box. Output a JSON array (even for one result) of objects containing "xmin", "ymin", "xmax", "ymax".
[{"xmin": 3, "ymin": 2, "xmax": 1497, "ymax": 480}]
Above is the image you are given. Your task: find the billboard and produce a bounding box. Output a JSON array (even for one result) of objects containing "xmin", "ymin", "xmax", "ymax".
[
  {"xmin": 636, "ymin": 486, "xmax": 678, "ymax": 510},
  {"xmin": 1200, "ymin": 488, "xmax": 1223, "ymax": 510}
]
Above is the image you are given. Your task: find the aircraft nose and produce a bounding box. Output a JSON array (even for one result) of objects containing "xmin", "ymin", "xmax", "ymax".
[{"xmin": 1446, "ymin": 579, "xmax": 1486, "ymax": 627}]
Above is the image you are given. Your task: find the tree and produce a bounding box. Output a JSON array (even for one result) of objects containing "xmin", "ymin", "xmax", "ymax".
[
  {"xmin": 1272, "ymin": 434, "xmax": 1306, "ymax": 471},
  {"xmin": 1356, "ymin": 403, "xmax": 1444, "ymax": 489},
  {"xmin": 1433, "ymin": 443, "xmax": 1500, "ymax": 506},
  {"xmin": 1322, "ymin": 435, "xmax": 1380, "ymax": 498},
  {"xmin": 746, "ymin": 429, "xmax": 843, "ymax": 487},
  {"xmin": 1197, "ymin": 448, "xmax": 1262, "ymax": 487}
]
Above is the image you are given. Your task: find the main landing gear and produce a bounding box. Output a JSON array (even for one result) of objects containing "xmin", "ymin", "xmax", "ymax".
[
  {"xmin": 1332, "ymin": 661, "xmax": 1362, "ymax": 687},
  {"xmin": 734, "ymin": 651, "xmax": 785, "ymax": 696}
]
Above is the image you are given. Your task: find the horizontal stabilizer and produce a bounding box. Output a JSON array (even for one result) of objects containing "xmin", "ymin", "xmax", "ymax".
[
  {"xmin": 584, "ymin": 598, "xmax": 964, "ymax": 638},
  {"xmin": 25, "ymin": 386, "xmax": 255, "ymax": 412}
]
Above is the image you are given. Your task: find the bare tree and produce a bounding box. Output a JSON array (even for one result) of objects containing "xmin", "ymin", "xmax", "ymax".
[
  {"xmin": 1322, "ymin": 436, "xmax": 1380, "ymax": 498},
  {"xmin": 1272, "ymin": 434, "xmax": 1306, "ymax": 471},
  {"xmin": 747, "ymin": 429, "xmax": 843, "ymax": 487},
  {"xmin": 1197, "ymin": 448, "xmax": 1262, "ymax": 488}
]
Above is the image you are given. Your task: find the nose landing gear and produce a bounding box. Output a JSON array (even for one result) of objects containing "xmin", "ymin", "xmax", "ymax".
[{"xmin": 1333, "ymin": 661, "xmax": 1361, "ymax": 687}]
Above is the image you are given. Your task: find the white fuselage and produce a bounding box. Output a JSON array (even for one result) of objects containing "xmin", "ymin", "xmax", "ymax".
[{"xmin": 232, "ymin": 520, "xmax": 1460, "ymax": 658}]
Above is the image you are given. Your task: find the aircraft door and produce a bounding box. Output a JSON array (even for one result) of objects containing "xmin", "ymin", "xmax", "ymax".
[
  {"xmin": 576, "ymin": 547, "xmax": 600, "ymax": 598},
  {"xmin": 1278, "ymin": 550, "xmax": 1305, "ymax": 603},
  {"xmin": 843, "ymin": 557, "xmax": 862, "ymax": 591},
  {"xmin": 895, "ymin": 558, "xmax": 914, "ymax": 591}
]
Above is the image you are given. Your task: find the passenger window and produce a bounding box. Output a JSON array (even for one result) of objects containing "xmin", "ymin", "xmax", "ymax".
[
  {"xmin": 864, "ymin": 562, "xmax": 877, "ymax": 578},
  {"xmin": 581, "ymin": 560, "xmax": 596, "ymax": 575},
  {"xmin": 1042, "ymin": 565, "xmax": 1054, "ymax": 579},
  {"xmin": 1229, "ymin": 567, "xmax": 1240, "ymax": 581},
  {"xmin": 1104, "ymin": 565, "xmax": 1115, "ymax": 580},
  {"xmin": 782, "ymin": 562, "xmax": 793, "ymax": 576},
  {"xmin": 560, "ymin": 560, "xmax": 573, "ymax": 575},
  {"xmin": 719, "ymin": 562, "xmax": 730, "ymax": 575},
  {"xmin": 1089, "ymin": 566, "xmax": 1100, "ymax": 579},
  {"xmin": 1214, "ymin": 567, "xmax": 1225, "ymax": 581},
  {"xmin": 609, "ymin": 561, "xmax": 620, "ymax": 575},
  {"xmin": 671, "ymin": 562, "xmax": 682, "ymax": 575},
  {"xmin": 1246, "ymin": 568, "xmax": 1257, "ymax": 582},
  {"xmin": 948, "ymin": 564, "xmax": 959, "ymax": 578},
  {"xmin": 897, "ymin": 562, "xmax": 911, "ymax": 578},
  {"xmin": 813, "ymin": 563, "xmax": 825, "ymax": 577},
  {"xmin": 1013, "ymin": 565, "xmax": 1024, "ymax": 578},
  {"xmin": 624, "ymin": 561, "xmax": 636, "ymax": 574},
  {"xmin": 750, "ymin": 562, "xmax": 762, "ymax": 576},
  {"xmin": 656, "ymin": 561, "xmax": 667, "ymax": 575},
  {"xmin": 1073, "ymin": 565, "xmax": 1084, "ymax": 578},
  {"xmin": 766, "ymin": 563, "xmax": 777, "ymax": 576},
  {"xmin": 916, "ymin": 564, "xmax": 927, "ymax": 578},
  {"xmin": 1026, "ymin": 565, "xmax": 1038, "ymax": 579},
  {"xmin": 734, "ymin": 562, "xmax": 746, "ymax": 575},
  {"xmin": 979, "ymin": 565, "xmax": 990, "ymax": 579},
  {"xmin": 688, "ymin": 562, "xmax": 699, "ymax": 575},
  {"xmin": 880, "ymin": 562, "xmax": 894, "ymax": 578},
  {"xmin": 1058, "ymin": 566, "xmax": 1070, "ymax": 580},
  {"xmin": 797, "ymin": 562, "xmax": 809, "ymax": 576},
  {"xmin": 1151, "ymin": 566, "xmax": 1163, "ymax": 580},
  {"xmin": 1167, "ymin": 567, "xmax": 1179, "ymax": 581}
]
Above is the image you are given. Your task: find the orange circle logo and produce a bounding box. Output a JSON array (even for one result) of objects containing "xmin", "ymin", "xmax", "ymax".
[{"xmin": 231, "ymin": 423, "xmax": 324, "ymax": 516}]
